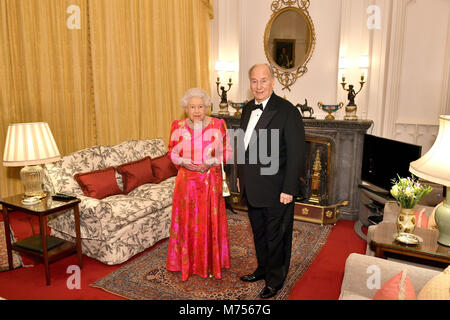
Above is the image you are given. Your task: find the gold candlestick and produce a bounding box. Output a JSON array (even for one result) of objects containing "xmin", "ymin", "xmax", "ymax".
[
  {"xmin": 340, "ymin": 76, "xmax": 365, "ymax": 121},
  {"xmin": 216, "ymin": 77, "xmax": 233, "ymax": 116}
]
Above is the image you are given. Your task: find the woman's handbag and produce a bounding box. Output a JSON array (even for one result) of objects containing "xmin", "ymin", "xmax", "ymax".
[{"xmin": 221, "ymin": 163, "xmax": 231, "ymax": 197}]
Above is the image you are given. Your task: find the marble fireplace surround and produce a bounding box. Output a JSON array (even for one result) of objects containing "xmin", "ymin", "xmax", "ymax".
[
  {"xmin": 217, "ymin": 114, "xmax": 373, "ymax": 221},
  {"xmin": 303, "ymin": 119, "xmax": 373, "ymax": 220}
]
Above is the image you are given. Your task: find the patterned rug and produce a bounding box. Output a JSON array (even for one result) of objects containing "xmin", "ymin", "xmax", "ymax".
[
  {"xmin": 91, "ymin": 212, "xmax": 332, "ymax": 300},
  {"xmin": 0, "ymin": 222, "xmax": 23, "ymax": 272}
]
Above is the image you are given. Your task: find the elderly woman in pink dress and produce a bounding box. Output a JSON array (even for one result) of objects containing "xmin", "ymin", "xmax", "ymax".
[{"xmin": 166, "ymin": 88, "xmax": 232, "ymax": 281}]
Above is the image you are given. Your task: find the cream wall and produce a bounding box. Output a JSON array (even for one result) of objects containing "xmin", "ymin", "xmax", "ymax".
[
  {"xmin": 211, "ymin": 0, "xmax": 342, "ymax": 120},
  {"xmin": 382, "ymin": 0, "xmax": 450, "ymax": 152},
  {"xmin": 210, "ymin": 0, "xmax": 450, "ymax": 154}
]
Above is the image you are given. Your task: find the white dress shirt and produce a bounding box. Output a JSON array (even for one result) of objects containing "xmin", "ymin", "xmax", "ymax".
[{"xmin": 244, "ymin": 97, "xmax": 270, "ymax": 150}]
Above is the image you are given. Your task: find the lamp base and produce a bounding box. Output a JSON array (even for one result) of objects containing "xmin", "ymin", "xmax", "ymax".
[
  {"xmin": 435, "ymin": 192, "xmax": 450, "ymax": 247},
  {"xmin": 344, "ymin": 105, "xmax": 358, "ymax": 121},
  {"xmin": 20, "ymin": 165, "xmax": 46, "ymax": 199},
  {"xmin": 218, "ymin": 102, "xmax": 230, "ymax": 116}
]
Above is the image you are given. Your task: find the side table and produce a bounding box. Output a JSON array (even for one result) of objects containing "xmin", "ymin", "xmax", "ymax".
[
  {"xmin": 370, "ymin": 222, "xmax": 450, "ymax": 265},
  {"xmin": 1, "ymin": 194, "xmax": 82, "ymax": 285}
]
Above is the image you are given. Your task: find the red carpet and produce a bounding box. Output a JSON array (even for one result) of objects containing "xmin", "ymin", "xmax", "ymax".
[
  {"xmin": 0, "ymin": 212, "xmax": 366, "ymax": 300},
  {"xmin": 288, "ymin": 220, "xmax": 367, "ymax": 299}
]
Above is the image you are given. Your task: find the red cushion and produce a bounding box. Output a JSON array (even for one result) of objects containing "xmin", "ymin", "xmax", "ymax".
[
  {"xmin": 74, "ymin": 167, "xmax": 122, "ymax": 199},
  {"xmin": 373, "ymin": 270, "xmax": 416, "ymax": 300},
  {"xmin": 151, "ymin": 153, "xmax": 178, "ymax": 183},
  {"xmin": 116, "ymin": 157, "xmax": 155, "ymax": 193},
  {"xmin": 414, "ymin": 208, "xmax": 429, "ymax": 228}
]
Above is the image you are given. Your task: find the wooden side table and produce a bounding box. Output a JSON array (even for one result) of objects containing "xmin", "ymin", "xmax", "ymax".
[
  {"xmin": 370, "ymin": 222, "xmax": 450, "ymax": 265},
  {"xmin": 1, "ymin": 194, "xmax": 82, "ymax": 285}
]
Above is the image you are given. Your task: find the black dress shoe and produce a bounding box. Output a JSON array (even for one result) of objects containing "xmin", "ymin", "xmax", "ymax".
[
  {"xmin": 240, "ymin": 273, "xmax": 265, "ymax": 282},
  {"xmin": 260, "ymin": 286, "xmax": 278, "ymax": 299}
]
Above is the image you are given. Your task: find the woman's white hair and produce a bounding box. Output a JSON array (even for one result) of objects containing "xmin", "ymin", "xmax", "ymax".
[{"xmin": 180, "ymin": 88, "xmax": 212, "ymax": 109}]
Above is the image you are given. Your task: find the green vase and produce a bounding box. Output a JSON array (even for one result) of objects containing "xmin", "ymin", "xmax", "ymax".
[{"xmin": 397, "ymin": 207, "xmax": 416, "ymax": 234}]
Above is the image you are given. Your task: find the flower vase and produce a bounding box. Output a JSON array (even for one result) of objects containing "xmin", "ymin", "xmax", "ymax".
[{"xmin": 397, "ymin": 207, "xmax": 416, "ymax": 234}]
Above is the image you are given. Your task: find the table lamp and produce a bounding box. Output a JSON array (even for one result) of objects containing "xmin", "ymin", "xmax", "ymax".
[
  {"xmin": 409, "ymin": 115, "xmax": 450, "ymax": 246},
  {"xmin": 3, "ymin": 122, "xmax": 61, "ymax": 198}
]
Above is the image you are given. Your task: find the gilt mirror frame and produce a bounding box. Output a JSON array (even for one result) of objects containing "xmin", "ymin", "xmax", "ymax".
[{"xmin": 264, "ymin": 0, "xmax": 316, "ymax": 91}]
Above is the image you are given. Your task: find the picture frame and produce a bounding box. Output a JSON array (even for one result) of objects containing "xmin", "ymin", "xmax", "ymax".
[{"xmin": 273, "ymin": 39, "xmax": 296, "ymax": 69}]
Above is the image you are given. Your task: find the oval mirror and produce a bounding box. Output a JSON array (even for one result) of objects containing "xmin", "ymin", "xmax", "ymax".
[{"xmin": 264, "ymin": 2, "xmax": 316, "ymax": 90}]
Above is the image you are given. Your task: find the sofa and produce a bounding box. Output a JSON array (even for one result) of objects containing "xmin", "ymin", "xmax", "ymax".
[
  {"xmin": 339, "ymin": 253, "xmax": 443, "ymax": 300},
  {"xmin": 43, "ymin": 138, "xmax": 176, "ymax": 265}
]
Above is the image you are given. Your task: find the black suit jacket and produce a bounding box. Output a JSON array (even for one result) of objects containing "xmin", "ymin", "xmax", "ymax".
[{"xmin": 238, "ymin": 93, "xmax": 306, "ymax": 208}]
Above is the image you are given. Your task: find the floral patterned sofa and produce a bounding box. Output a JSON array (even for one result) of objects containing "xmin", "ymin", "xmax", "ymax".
[{"xmin": 43, "ymin": 138, "xmax": 175, "ymax": 265}]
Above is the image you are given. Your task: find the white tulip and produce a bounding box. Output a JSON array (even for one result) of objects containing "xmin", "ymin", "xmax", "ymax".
[
  {"xmin": 391, "ymin": 185, "xmax": 399, "ymax": 197},
  {"xmin": 405, "ymin": 186, "xmax": 414, "ymax": 197}
]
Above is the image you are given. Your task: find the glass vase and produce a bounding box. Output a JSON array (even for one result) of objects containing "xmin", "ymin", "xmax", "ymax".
[{"xmin": 397, "ymin": 206, "xmax": 416, "ymax": 234}]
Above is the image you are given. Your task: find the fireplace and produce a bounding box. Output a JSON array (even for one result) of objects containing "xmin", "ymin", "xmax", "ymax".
[{"xmin": 217, "ymin": 113, "xmax": 373, "ymax": 222}]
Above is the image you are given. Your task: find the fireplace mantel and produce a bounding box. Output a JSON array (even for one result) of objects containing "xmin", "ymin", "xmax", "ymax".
[{"xmin": 215, "ymin": 113, "xmax": 373, "ymax": 221}]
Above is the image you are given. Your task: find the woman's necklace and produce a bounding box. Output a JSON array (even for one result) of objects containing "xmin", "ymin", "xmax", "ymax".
[{"xmin": 187, "ymin": 117, "xmax": 210, "ymax": 129}]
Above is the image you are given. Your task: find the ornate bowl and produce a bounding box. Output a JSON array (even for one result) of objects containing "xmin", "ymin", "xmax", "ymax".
[
  {"xmin": 229, "ymin": 101, "xmax": 246, "ymax": 117},
  {"xmin": 317, "ymin": 102, "xmax": 344, "ymax": 120}
]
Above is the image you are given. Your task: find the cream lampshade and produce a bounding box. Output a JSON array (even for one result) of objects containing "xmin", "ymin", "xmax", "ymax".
[
  {"xmin": 409, "ymin": 115, "xmax": 450, "ymax": 246},
  {"xmin": 3, "ymin": 122, "xmax": 61, "ymax": 198}
]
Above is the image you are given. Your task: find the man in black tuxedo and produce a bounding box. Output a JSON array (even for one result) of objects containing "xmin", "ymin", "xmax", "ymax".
[{"xmin": 237, "ymin": 63, "xmax": 305, "ymax": 299}]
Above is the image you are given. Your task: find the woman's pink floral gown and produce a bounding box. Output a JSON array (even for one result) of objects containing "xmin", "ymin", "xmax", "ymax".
[{"xmin": 166, "ymin": 117, "xmax": 232, "ymax": 281}]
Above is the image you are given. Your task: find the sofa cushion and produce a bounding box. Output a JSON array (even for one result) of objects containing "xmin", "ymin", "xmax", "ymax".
[
  {"xmin": 100, "ymin": 138, "xmax": 168, "ymax": 189},
  {"xmin": 135, "ymin": 138, "xmax": 168, "ymax": 159},
  {"xmin": 117, "ymin": 157, "xmax": 155, "ymax": 193},
  {"xmin": 43, "ymin": 145, "xmax": 104, "ymax": 195},
  {"xmin": 151, "ymin": 153, "xmax": 178, "ymax": 183},
  {"xmin": 74, "ymin": 167, "xmax": 122, "ymax": 199},
  {"xmin": 100, "ymin": 138, "xmax": 167, "ymax": 166},
  {"xmin": 414, "ymin": 208, "xmax": 429, "ymax": 228},
  {"xmin": 418, "ymin": 265, "xmax": 450, "ymax": 300},
  {"xmin": 128, "ymin": 176, "xmax": 175, "ymax": 201},
  {"xmin": 96, "ymin": 177, "xmax": 175, "ymax": 238},
  {"xmin": 373, "ymin": 269, "xmax": 416, "ymax": 300}
]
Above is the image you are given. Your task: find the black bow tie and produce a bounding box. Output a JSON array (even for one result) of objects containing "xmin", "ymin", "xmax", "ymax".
[{"xmin": 252, "ymin": 104, "xmax": 264, "ymax": 112}]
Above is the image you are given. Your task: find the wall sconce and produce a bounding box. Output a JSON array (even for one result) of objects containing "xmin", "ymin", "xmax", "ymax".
[
  {"xmin": 339, "ymin": 55, "xmax": 369, "ymax": 121},
  {"xmin": 215, "ymin": 61, "xmax": 238, "ymax": 116}
]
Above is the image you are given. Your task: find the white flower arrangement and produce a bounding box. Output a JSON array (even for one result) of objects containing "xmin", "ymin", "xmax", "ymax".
[{"xmin": 390, "ymin": 175, "xmax": 432, "ymax": 209}]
